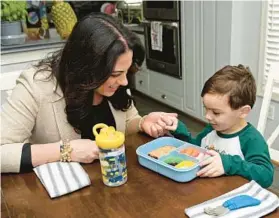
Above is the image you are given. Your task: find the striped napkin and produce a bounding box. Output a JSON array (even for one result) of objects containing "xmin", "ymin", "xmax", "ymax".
[
  {"xmin": 185, "ymin": 180, "xmax": 279, "ymax": 218},
  {"xmin": 34, "ymin": 162, "xmax": 91, "ymax": 198}
]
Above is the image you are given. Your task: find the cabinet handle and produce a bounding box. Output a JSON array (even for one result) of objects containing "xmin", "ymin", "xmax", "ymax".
[
  {"xmin": 139, "ymin": 80, "xmax": 143, "ymax": 85},
  {"xmin": 161, "ymin": 94, "xmax": 167, "ymax": 99}
]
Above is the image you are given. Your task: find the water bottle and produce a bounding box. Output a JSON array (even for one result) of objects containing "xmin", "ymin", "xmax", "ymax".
[{"xmin": 93, "ymin": 123, "xmax": 127, "ymax": 187}]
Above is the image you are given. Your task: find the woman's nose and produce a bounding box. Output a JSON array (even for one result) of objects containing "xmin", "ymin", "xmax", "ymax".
[{"xmin": 118, "ymin": 74, "xmax": 128, "ymax": 86}]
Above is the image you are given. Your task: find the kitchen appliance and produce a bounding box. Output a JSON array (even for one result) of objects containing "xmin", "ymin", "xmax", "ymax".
[
  {"xmin": 143, "ymin": 0, "xmax": 180, "ymax": 21},
  {"xmin": 143, "ymin": 20, "xmax": 181, "ymax": 79}
]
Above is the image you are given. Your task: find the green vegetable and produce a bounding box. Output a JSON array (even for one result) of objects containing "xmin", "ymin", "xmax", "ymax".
[
  {"xmin": 1, "ymin": 1, "xmax": 27, "ymax": 22},
  {"xmin": 164, "ymin": 156, "xmax": 185, "ymax": 166}
]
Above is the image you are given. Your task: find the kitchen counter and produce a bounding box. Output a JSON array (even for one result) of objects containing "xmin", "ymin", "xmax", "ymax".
[
  {"xmin": 1, "ymin": 24, "xmax": 143, "ymax": 55},
  {"xmin": 1, "ymin": 37, "xmax": 65, "ymax": 55}
]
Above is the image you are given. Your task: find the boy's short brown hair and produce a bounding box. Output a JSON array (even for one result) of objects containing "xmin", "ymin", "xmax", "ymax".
[{"xmin": 201, "ymin": 64, "xmax": 256, "ymax": 109}]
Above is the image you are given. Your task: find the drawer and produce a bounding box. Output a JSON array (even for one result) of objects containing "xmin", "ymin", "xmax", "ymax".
[
  {"xmin": 149, "ymin": 70, "xmax": 184, "ymax": 96},
  {"xmin": 150, "ymin": 86, "xmax": 183, "ymax": 111},
  {"xmin": 135, "ymin": 72, "xmax": 149, "ymax": 95}
]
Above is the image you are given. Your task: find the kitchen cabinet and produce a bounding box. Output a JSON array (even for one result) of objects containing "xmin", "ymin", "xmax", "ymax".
[
  {"xmin": 149, "ymin": 70, "xmax": 184, "ymax": 111},
  {"xmin": 134, "ymin": 33, "xmax": 150, "ymax": 95},
  {"xmin": 135, "ymin": 1, "xmax": 240, "ymax": 123},
  {"xmin": 135, "ymin": 64, "xmax": 184, "ymax": 111},
  {"xmin": 134, "ymin": 31, "xmax": 184, "ymax": 110},
  {"xmin": 181, "ymin": 1, "xmax": 201, "ymax": 119},
  {"xmin": 133, "ymin": 16, "xmax": 186, "ymax": 113},
  {"xmin": 135, "ymin": 70, "xmax": 149, "ymax": 95},
  {"xmin": 136, "ymin": 67, "xmax": 184, "ymax": 111}
]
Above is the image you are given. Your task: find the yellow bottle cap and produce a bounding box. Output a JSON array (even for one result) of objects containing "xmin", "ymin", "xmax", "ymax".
[{"xmin": 92, "ymin": 123, "xmax": 125, "ymax": 149}]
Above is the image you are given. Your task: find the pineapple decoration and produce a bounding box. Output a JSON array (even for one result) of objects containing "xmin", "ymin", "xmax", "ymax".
[{"xmin": 51, "ymin": 0, "xmax": 77, "ymax": 39}]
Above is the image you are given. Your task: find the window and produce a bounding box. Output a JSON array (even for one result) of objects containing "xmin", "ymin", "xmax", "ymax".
[{"xmin": 259, "ymin": 0, "xmax": 279, "ymax": 99}]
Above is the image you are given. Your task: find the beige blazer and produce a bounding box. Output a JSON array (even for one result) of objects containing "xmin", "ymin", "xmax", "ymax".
[{"xmin": 1, "ymin": 68, "xmax": 141, "ymax": 173}]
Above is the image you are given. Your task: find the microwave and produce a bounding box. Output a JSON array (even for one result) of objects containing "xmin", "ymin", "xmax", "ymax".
[{"xmin": 143, "ymin": 0, "xmax": 180, "ymax": 21}]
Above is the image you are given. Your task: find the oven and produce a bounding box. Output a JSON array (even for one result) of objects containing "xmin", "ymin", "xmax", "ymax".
[
  {"xmin": 143, "ymin": 20, "xmax": 181, "ymax": 79},
  {"xmin": 143, "ymin": 0, "xmax": 180, "ymax": 21}
]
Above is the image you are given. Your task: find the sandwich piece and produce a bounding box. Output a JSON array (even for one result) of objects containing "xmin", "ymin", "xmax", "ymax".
[{"xmin": 148, "ymin": 145, "xmax": 176, "ymax": 159}]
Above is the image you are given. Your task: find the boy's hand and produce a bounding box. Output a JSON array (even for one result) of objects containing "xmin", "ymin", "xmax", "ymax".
[
  {"xmin": 157, "ymin": 115, "xmax": 178, "ymax": 131},
  {"xmin": 141, "ymin": 112, "xmax": 177, "ymax": 138},
  {"xmin": 197, "ymin": 150, "xmax": 225, "ymax": 177}
]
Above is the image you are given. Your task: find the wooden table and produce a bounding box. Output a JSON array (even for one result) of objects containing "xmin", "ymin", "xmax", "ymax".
[{"xmin": 1, "ymin": 134, "xmax": 279, "ymax": 218}]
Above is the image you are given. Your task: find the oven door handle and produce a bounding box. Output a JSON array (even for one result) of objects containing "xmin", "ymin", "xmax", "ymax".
[{"xmin": 141, "ymin": 20, "xmax": 178, "ymax": 29}]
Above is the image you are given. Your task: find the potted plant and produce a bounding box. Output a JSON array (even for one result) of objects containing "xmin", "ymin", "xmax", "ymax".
[{"xmin": 1, "ymin": 1, "xmax": 27, "ymax": 38}]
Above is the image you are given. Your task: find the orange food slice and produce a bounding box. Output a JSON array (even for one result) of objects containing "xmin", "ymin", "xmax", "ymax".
[
  {"xmin": 191, "ymin": 149, "xmax": 200, "ymax": 157},
  {"xmin": 180, "ymin": 147, "xmax": 200, "ymax": 157},
  {"xmin": 180, "ymin": 148, "xmax": 187, "ymax": 154},
  {"xmin": 180, "ymin": 147, "xmax": 192, "ymax": 156}
]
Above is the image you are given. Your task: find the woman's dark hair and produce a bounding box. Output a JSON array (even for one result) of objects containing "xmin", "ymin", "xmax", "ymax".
[{"xmin": 35, "ymin": 13, "xmax": 145, "ymax": 130}]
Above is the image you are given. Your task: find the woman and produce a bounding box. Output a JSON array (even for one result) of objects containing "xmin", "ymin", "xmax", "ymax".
[{"xmin": 1, "ymin": 13, "xmax": 177, "ymax": 173}]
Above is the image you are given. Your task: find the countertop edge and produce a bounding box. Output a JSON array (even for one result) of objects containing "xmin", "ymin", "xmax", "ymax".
[
  {"xmin": 1, "ymin": 42, "xmax": 65, "ymax": 55},
  {"xmin": 1, "ymin": 27, "xmax": 143, "ymax": 55}
]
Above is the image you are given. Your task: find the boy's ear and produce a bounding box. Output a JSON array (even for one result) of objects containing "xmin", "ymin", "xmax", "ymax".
[{"xmin": 239, "ymin": 105, "xmax": 251, "ymax": 118}]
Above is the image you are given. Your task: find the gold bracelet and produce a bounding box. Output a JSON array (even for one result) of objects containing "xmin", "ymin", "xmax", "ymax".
[
  {"xmin": 60, "ymin": 139, "xmax": 73, "ymax": 162},
  {"xmin": 138, "ymin": 115, "xmax": 147, "ymax": 132}
]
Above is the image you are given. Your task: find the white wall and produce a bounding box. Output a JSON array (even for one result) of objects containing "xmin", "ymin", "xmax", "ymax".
[
  {"xmin": 181, "ymin": 1, "xmax": 279, "ymax": 151},
  {"xmin": 229, "ymin": 1, "xmax": 279, "ymax": 151}
]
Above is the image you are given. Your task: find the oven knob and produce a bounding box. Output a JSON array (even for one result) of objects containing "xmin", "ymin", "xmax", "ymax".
[
  {"xmin": 161, "ymin": 94, "xmax": 167, "ymax": 99},
  {"xmin": 139, "ymin": 80, "xmax": 143, "ymax": 85}
]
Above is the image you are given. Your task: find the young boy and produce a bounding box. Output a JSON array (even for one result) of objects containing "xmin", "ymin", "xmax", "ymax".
[{"xmin": 166, "ymin": 64, "xmax": 274, "ymax": 188}]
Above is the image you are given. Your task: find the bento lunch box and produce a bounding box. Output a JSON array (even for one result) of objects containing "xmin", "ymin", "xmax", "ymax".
[{"xmin": 136, "ymin": 137, "xmax": 207, "ymax": 182}]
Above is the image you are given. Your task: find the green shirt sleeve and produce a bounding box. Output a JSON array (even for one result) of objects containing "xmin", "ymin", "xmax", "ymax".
[
  {"xmin": 171, "ymin": 120, "xmax": 213, "ymax": 146},
  {"xmin": 221, "ymin": 135, "xmax": 274, "ymax": 188}
]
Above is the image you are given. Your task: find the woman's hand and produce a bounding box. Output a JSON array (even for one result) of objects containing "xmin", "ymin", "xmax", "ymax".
[
  {"xmin": 141, "ymin": 112, "xmax": 178, "ymax": 138},
  {"xmin": 70, "ymin": 139, "xmax": 99, "ymax": 163}
]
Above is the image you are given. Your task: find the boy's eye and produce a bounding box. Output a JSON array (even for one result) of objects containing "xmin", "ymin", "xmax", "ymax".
[{"xmin": 213, "ymin": 112, "xmax": 220, "ymax": 116}]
